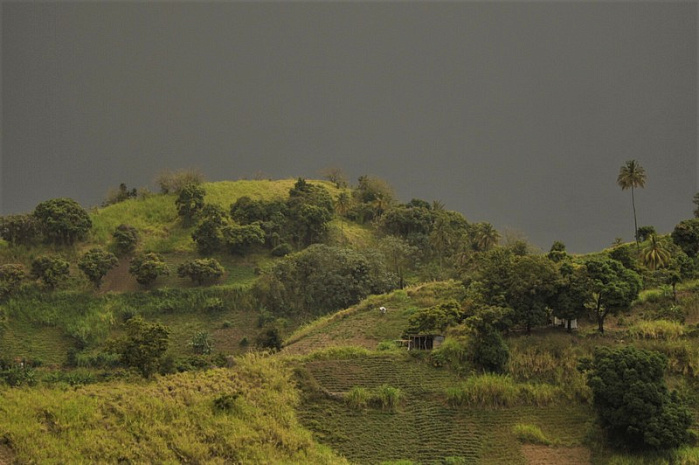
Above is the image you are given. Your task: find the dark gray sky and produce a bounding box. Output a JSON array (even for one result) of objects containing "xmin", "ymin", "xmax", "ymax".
[{"xmin": 1, "ymin": 2, "xmax": 696, "ymax": 253}]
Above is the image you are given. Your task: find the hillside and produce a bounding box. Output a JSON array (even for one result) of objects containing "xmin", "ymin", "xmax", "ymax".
[{"xmin": 2, "ymin": 176, "xmax": 699, "ymax": 464}]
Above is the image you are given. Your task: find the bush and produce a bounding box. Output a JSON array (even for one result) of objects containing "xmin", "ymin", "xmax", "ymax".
[
  {"xmin": 78, "ymin": 248, "xmax": 118, "ymax": 288},
  {"xmin": 156, "ymin": 168, "xmax": 205, "ymax": 194},
  {"xmin": 469, "ymin": 326, "xmax": 509, "ymax": 374},
  {"xmin": 175, "ymin": 184, "xmax": 205, "ymax": 222},
  {"xmin": 0, "ymin": 264, "xmax": 25, "ymax": 299},
  {"xmin": 271, "ymin": 243, "xmax": 293, "ymax": 257},
  {"xmin": 177, "ymin": 258, "xmax": 224, "ymax": 285},
  {"xmin": 31, "ymin": 256, "xmax": 70, "ymax": 290},
  {"xmin": 112, "ymin": 224, "xmax": 139, "ymax": 255},
  {"xmin": 189, "ymin": 331, "xmax": 213, "ymax": 355},
  {"xmin": 513, "ymin": 424, "xmax": 553, "ymax": 445},
  {"xmin": 585, "ymin": 346, "xmax": 693, "ymax": 450},
  {"xmin": 129, "ymin": 252, "xmax": 169, "ymax": 287}
]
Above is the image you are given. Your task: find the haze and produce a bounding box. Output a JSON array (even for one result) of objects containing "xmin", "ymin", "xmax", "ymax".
[{"xmin": 1, "ymin": 2, "xmax": 696, "ymax": 253}]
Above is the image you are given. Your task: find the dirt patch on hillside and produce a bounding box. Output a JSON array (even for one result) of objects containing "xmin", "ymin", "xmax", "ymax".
[
  {"xmin": 100, "ymin": 258, "xmax": 140, "ymax": 293},
  {"xmin": 0, "ymin": 444, "xmax": 15, "ymax": 465},
  {"xmin": 521, "ymin": 445, "xmax": 590, "ymax": 465}
]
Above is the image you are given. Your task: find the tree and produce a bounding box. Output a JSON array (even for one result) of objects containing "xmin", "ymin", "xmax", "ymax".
[
  {"xmin": 642, "ymin": 235, "xmax": 671, "ymax": 271},
  {"xmin": 78, "ymin": 248, "xmax": 118, "ymax": 288},
  {"xmin": 0, "ymin": 264, "xmax": 25, "ymax": 299},
  {"xmin": 320, "ymin": 166, "xmax": 348, "ymax": 188},
  {"xmin": 112, "ymin": 224, "xmax": 139, "ymax": 256},
  {"xmin": 112, "ymin": 316, "xmax": 170, "ymax": 377},
  {"xmin": 33, "ymin": 198, "xmax": 92, "ymax": 246},
  {"xmin": 584, "ymin": 346, "xmax": 692, "ymax": 450},
  {"xmin": 636, "ymin": 226, "xmax": 656, "ymax": 242},
  {"xmin": 192, "ymin": 219, "xmax": 225, "ymax": 255},
  {"xmin": 584, "ymin": 257, "xmax": 642, "ymax": 333},
  {"xmin": 155, "ymin": 168, "xmax": 204, "ymax": 194},
  {"xmin": 474, "ymin": 222, "xmax": 500, "ymax": 252},
  {"xmin": 508, "ymin": 255, "xmax": 559, "ymax": 333},
  {"xmin": 223, "ymin": 223, "xmax": 265, "ymax": 255},
  {"xmin": 0, "ymin": 214, "xmax": 40, "ymax": 246},
  {"xmin": 671, "ymin": 218, "xmax": 699, "ymax": 257},
  {"xmin": 377, "ymin": 236, "xmax": 417, "ymax": 289},
  {"xmin": 547, "ymin": 241, "xmax": 569, "ymax": 263},
  {"xmin": 617, "ymin": 160, "xmax": 646, "ymax": 247},
  {"xmin": 177, "ymin": 258, "xmax": 224, "ymax": 285},
  {"xmin": 129, "ymin": 252, "xmax": 170, "ymax": 287},
  {"xmin": 175, "ymin": 184, "xmax": 205, "ymax": 222},
  {"xmin": 31, "ymin": 256, "xmax": 70, "ymax": 289},
  {"xmin": 406, "ymin": 300, "xmax": 463, "ymax": 334},
  {"xmin": 552, "ymin": 262, "xmax": 591, "ymax": 331}
]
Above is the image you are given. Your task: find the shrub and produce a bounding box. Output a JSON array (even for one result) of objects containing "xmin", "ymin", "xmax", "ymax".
[
  {"xmin": 213, "ymin": 393, "xmax": 239, "ymax": 413},
  {"xmin": 0, "ymin": 264, "xmax": 25, "ymax": 299},
  {"xmin": 175, "ymin": 184, "xmax": 205, "ymax": 222},
  {"xmin": 129, "ymin": 252, "xmax": 169, "ymax": 287},
  {"xmin": 112, "ymin": 224, "xmax": 139, "ymax": 255},
  {"xmin": 469, "ymin": 326, "xmax": 509, "ymax": 374},
  {"xmin": 31, "ymin": 256, "xmax": 70, "ymax": 290},
  {"xmin": 271, "ymin": 243, "xmax": 293, "ymax": 257},
  {"xmin": 371, "ymin": 384, "xmax": 404, "ymax": 411},
  {"xmin": 78, "ymin": 248, "xmax": 119, "ymax": 288},
  {"xmin": 177, "ymin": 258, "xmax": 224, "ymax": 285},
  {"xmin": 189, "ymin": 331, "xmax": 213, "ymax": 355},
  {"xmin": 513, "ymin": 423, "xmax": 553, "ymax": 445},
  {"xmin": 156, "ymin": 168, "xmax": 205, "ymax": 194},
  {"xmin": 0, "ymin": 214, "xmax": 40, "ymax": 246},
  {"xmin": 345, "ymin": 386, "xmax": 369, "ymax": 410}
]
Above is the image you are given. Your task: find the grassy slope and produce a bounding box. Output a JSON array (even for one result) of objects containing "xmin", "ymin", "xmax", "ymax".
[{"xmin": 0, "ymin": 353, "xmax": 348, "ymax": 464}]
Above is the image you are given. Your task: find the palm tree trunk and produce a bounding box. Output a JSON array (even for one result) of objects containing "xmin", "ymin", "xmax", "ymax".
[{"xmin": 631, "ymin": 186, "xmax": 639, "ymax": 249}]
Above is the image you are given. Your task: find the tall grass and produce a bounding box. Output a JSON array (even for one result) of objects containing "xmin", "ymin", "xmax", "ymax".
[
  {"xmin": 345, "ymin": 384, "xmax": 404, "ymax": 411},
  {"xmin": 627, "ymin": 320, "xmax": 685, "ymax": 340},
  {"xmin": 512, "ymin": 423, "xmax": 553, "ymax": 445},
  {"xmin": 0, "ymin": 353, "xmax": 349, "ymax": 464},
  {"xmin": 445, "ymin": 374, "xmax": 561, "ymax": 408}
]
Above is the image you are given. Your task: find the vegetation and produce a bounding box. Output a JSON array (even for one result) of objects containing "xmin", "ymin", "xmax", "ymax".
[
  {"xmin": 617, "ymin": 159, "xmax": 646, "ymax": 246},
  {"xmin": 34, "ymin": 197, "xmax": 92, "ymax": 245},
  {"xmin": 3, "ymin": 174, "xmax": 699, "ymax": 463}
]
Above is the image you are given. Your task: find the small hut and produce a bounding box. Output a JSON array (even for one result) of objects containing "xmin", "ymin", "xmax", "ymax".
[{"xmin": 405, "ymin": 334, "xmax": 445, "ymax": 351}]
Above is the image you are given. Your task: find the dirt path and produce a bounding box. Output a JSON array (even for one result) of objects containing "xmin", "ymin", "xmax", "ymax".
[{"xmin": 522, "ymin": 445, "xmax": 591, "ymax": 465}]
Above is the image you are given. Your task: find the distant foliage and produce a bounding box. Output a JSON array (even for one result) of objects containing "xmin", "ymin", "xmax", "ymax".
[
  {"xmin": 31, "ymin": 256, "xmax": 70, "ymax": 290},
  {"xmin": 129, "ymin": 252, "xmax": 170, "ymax": 287},
  {"xmin": 636, "ymin": 226, "xmax": 656, "ymax": 242},
  {"xmin": 156, "ymin": 168, "xmax": 205, "ymax": 194},
  {"xmin": 102, "ymin": 183, "xmax": 137, "ymax": 207},
  {"xmin": 176, "ymin": 184, "xmax": 206, "ymax": 222},
  {"xmin": 584, "ymin": 346, "xmax": 693, "ymax": 450},
  {"xmin": 0, "ymin": 214, "xmax": 40, "ymax": 246},
  {"xmin": 78, "ymin": 248, "xmax": 118, "ymax": 288},
  {"xmin": 671, "ymin": 218, "xmax": 699, "ymax": 257},
  {"xmin": 255, "ymin": 244, "xmax": 398, "ymax": 316},
  {"xmin": 177, "ymin": 258, "xmax": 224, "ymax": 285},
  {"xmin": 33, "ymin": 198, "xmax": 92, "ymax": 246},
  {"xmin": 0, "ymin": 264, "xmax": 25, "ymax": 299},
  {"xmin": 547, "ymin": 241, "xmax": 568, "ymax": 263},
  {"xmin": 406, "ymin": 299, "xmax": 463, "ymax": 334},
  {"xmin": 112, "ymin": 224, "xmax": 139, "ymax": 256}
]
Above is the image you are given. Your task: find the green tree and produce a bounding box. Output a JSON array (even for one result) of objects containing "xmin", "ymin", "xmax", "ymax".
[
  {"xmin": 175, "ymin": 183, "xmax": 205, "ymax": 222},
  {"xmin": 474, "ymin": 222, "xmax": 500, "ymax": 252},
  {"xmin": 406, "ymin": 300, "xmax": 463, "ymax": 334},
  {"xmin": 584, "ymin": 346, "xmax": 692, "ymax": 450},
  {"xmin": 617, "ymin": 160, "xmax": 646, "ymax": 246},
  {"xmin": 552, "ymin": 262, "xmax": 591, "ymax": 331},
  {"xmin": 223, "ymin": 223, "xmax": 265, "ymax": 255},
  {"xmin": 112, "ymin": 224, "xmax": 139, "ymax": 256},
  {"xmin": 642, "ymin": 235, "xmax": 671, "ymax": 271},
  {"xmin": 192, "ymin": 220, "xmax": 225, "ymax": 255},
  {"xmin": 112, "ymin": 316, "xmax": 170, "ymax": 377},
  {"xmin": 0, "ymin": 264, "xmax": 25, "ymax": 299},
  {"xmin": 177, "ymin": 258, "xmax": 225, "ymax": 285},
  {"xmin": 33, "ymin": 198, "xmax": 92, "ymax": 245},
  {"xmin": 0, "ymin": 214, "xmax": 40, "ymax": 246},
  {"xmin": 637, "ymin": 225, "xmax": 656, "ymax": 242},
  {"xmin": 78, "ymin": 248, "xmax": 118, "ymax": 288},
  {"xmin": 31, "ymin": 256, "xmax": 70, "ymax": 289},
  {"xmin": 508, "ymin": 255, "xmax": 559, "ymax": 333},
  {"xmin": 547, "ymin": 241, "xmax": 569, "ymax": 263},
  {"xmin": 129, "ymin": 252, "xmax": 170, "ymax": 287},
  {"xmin": 377, "ymin": 235, "xmax": 417, "ymax": 289},
  {"xmin": 584, "ymin": 256, "xmax": 642, "ymax": 333},
  {"xmin": 671, "ymin": 218, "xmax": 699, "ymax": 257}
]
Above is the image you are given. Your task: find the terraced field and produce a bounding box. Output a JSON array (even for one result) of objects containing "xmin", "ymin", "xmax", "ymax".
[{"xmin": 296, "ymin": 354, "xmax": 594, "ymax": 465}]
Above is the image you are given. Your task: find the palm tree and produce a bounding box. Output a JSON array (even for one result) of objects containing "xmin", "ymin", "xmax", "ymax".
[
  {"xmin": 617, "ymin": 160, "xmax": 646, "ymax": 247},
  {"xmin": 475, "ymin": 222, "xmax": 500, "ymax": 252},
  {"xmin": 641, "ymin": 234, "xmax": 671, "ymax": 271}
]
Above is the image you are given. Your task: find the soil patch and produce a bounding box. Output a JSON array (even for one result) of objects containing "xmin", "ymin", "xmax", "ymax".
[{"xmin": 521, "ymin": 445, "xmax": 591, "ymax": 465}]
